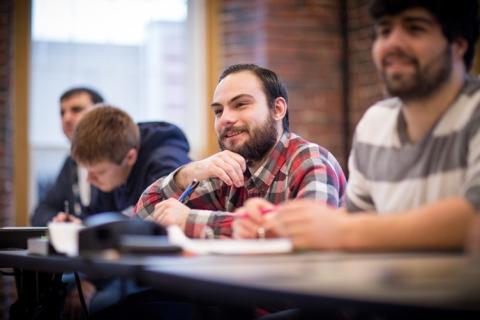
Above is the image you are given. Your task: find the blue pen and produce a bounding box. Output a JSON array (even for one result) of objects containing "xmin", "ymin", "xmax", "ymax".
[{"xmin": 178, "ymin": 179, "xmax": 200, "ymax": 204}]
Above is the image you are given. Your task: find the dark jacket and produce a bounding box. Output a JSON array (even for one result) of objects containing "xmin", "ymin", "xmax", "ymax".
[
  {"xmin": 88, "ymin": 122, "xmax": 191, "ymax": 214},
  {"xmin": 31, "ymin": 122, "xmax": 191, "ymax": 225},
  {"xmin": 31, "ymin": 156, "xmax": 89, "ymax": 226}
]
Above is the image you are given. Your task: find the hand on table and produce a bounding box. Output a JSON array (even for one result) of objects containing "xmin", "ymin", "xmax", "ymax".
[
  {"xmin": 264, "ymin": 199, "xmax": 347, "ymax": 250},
  {"xmin": 233, "ymin": 198, "xmax": 278, "ymax": 239}
]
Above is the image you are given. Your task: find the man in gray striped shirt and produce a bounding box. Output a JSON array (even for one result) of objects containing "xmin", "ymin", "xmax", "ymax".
[{"xmin": 237, "ymin": 0, "xmax": 480, "ymax": 251}]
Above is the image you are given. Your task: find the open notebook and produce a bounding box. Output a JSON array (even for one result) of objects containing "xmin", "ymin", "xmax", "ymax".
[{"xmin": 167, "ymin": 225, "xmax": 293, "ymax": 255}]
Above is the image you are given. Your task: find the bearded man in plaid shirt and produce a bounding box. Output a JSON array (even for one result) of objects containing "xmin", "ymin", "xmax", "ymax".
[{"xmin": 135, "ymin": 63, "xmax": 346, "ymax": 238}]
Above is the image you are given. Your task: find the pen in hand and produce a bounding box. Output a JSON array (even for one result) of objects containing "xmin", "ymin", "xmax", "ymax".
[
  {"xmin": 239, "ymin": 207, "xmax": 277, "ymax": 219},
  {"xmin": 238, "ymin": 207, "xmax": 277, "ymax": 240},
  {"xmin": 178, "ymin": 179, "xmax": 200, "ymax": 204},
  {"xmin": 64, "ymin": 200, "xmax": 72, "ymax": 222}
]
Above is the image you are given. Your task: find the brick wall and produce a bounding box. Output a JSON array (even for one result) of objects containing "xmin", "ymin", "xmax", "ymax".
[
  {"xmin": 219, "ymin": 0, "xmax": 384, "ymax": 171},
  {"xmin": 0, "ymin": 0, "xmax": 15, "ymax": 317},
  {"xmin": 348, "ymin": 0, "xmax": 383, "ymax": 134},
  {"xmin": 0, "ymin": 0, "xmax": 14, "ymax": 227}
]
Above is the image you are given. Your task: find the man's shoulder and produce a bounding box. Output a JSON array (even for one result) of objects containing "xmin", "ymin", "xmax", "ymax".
[
  {"xmin": 137, "ymin": 121, "xmax": 184, "ymax": 139},
  {"xmin": 362, "ymin": 97, "xmax": 402, "ymax": 122},
  {"xmin": 462, "ymin": 76, "xmax": 480, "ymax": 96},
  {"xmin": 433, "ymin": 77, "xmax": 480, "ymax": 137},
  {"xmin": 457, "ymin": 77, "xmax": 480, "ymax": 111},
  {"xmin": 285, "ymin": 132, "xmax": 321, "ymax": 153},
  {"xmin": 62, "ymin": 155, "xmax": 76, "ymax": 166},
  {"xmin": 57, "ymin": 155, "xmax": 76, "ymax": 175},
  {"xmin": 353, "ymin": 98, "xmax": 402, "ymax": 143},
  {"xmin": 137, "ymin": 121, "xmax": 190, "ymax": 153},
  {"xmin": 285, "ymin": 132, "xmax": 339, "ymax": 165}
]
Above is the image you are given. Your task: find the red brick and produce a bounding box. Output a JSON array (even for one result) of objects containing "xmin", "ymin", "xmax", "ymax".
[{"xmin": 219, "ymin": 0, "xmax": 384, "ymax": 173}]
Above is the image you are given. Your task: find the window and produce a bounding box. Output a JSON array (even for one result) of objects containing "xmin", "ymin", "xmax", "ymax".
[{"xmin": 29, "ymin": 0, "xmax": 207, "ymax": 212}]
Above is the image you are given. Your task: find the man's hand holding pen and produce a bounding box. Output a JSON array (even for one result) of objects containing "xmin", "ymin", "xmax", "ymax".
[
  {"xmin": 51, "ymin": 212, "xmax": 82, "ymax": 224},
  {"xmin": 150, "ymin": 179, "xmax": 200, "ymax": 231},
  {"xmin": 51, "ymin": 200, "xmax": 82, "ymax": 224},
  {"xmin": 150, "ymin": 198, "xmax": 191, "ymax": 231}
]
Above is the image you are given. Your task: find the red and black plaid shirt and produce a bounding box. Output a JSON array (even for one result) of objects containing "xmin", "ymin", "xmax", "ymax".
[{"xmin": 135, "ymin": 132, "xmax": 346, "ymax": 238}]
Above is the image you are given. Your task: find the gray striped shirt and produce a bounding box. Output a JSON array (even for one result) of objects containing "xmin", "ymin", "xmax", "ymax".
[{"xmin": 346, "ymin": 77, "xmax": 480, "ymax": 213}]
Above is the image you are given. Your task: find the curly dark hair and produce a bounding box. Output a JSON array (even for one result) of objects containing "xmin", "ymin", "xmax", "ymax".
[{"xmin": 369, "ymin": 0, "xmax": 480, "ymax": 70}]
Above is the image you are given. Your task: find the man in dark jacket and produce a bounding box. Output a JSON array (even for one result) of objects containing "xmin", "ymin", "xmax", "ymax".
[
  {"xmin": 53, "ymin": 105, "xmax": 191, "ymax": 318},
  {"xmin": 31, "ymin": 87, "xmax": 104, "ymax": 226},
  {"xmin": 54, "ymin": 105, "xmax": 191, "ymax": 220},
  {"xmin": 84, "ymin": 120, "xmax": 192, "ymax": 216}
]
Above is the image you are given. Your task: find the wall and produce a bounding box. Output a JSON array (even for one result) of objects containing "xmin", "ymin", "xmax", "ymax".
[
  {"xmin": 348, "ymin": 0, "xmax": 383, "ymax": 135},
  {"xmin": 0, "ymin": 0, "xmax": 15, "ymax": 317},
  {"xmin": 218, "ymin": 0, "xmax": 384, "ymax": 171},
  {"xmin": 0, "ymin": 0, "xmax": 14, "ymax": 227}
]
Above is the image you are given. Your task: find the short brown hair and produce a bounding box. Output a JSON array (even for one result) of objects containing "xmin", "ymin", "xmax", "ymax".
[{"xmin": 71, "ymin": 105, "xmax": 140, "ymax": 165}]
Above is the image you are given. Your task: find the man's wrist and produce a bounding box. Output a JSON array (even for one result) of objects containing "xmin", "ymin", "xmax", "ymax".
[
  {"xmin": 174, "ymin": 164, "xmax": 193, "ymax": 190},
  {"xmin": 184, "ymin": 211, "xmax": 196, "ymax": 237},
  {"xmin": 180, "ymin": 209, "xmax": 192, "ymax": 231},
  {"xmin": 338, "ymin": 213, "xmax": 376, "ymax": 251}
]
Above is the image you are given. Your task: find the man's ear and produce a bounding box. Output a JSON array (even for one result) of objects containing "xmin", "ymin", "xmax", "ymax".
[
  {"xmin": 452, "ymin": 38, "xmax": 468, "ymax": 63},
  {"xmin": 272, "ymin": 97, "xmax": 287, "ymax": 122},
  {"xmin": 125, "ymin": 148, "xmax": 138, "ymax": 167}
]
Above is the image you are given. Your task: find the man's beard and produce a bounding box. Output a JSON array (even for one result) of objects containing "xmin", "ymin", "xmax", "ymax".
[
  {"xmin": 381, "ymin": 46, "xmax": 452, "ymax": 102},
  {"xmin": 218, "ymin": 115, "xmax": 278, "ymax": 162}
]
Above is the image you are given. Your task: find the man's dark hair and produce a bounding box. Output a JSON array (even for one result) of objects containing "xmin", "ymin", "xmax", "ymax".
[
  {"xmin": 60, "ymin": 87, "xmax": 104, "ymax": 104},
  {"xmin": 219, "ymin": 64, "xmax": 289, "ymax": 131},
  {"xmin": 369, "ymin": 0, "xmax": 480, "ymax": 70}
]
